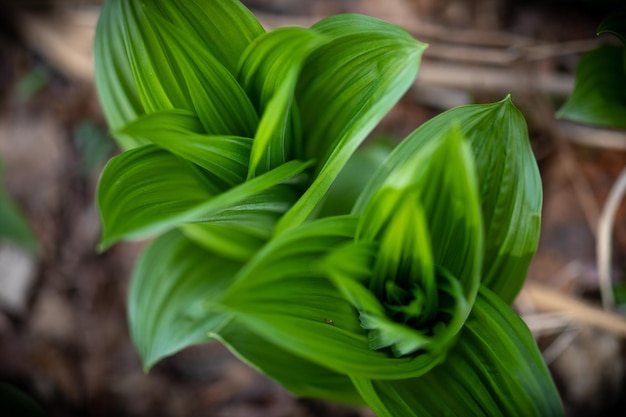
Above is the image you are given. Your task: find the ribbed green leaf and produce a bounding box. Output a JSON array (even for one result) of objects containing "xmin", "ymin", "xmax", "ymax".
[
  {"xmin": 557, "ymin": 44, "xmax": 626, "ymax": 129},
  {"xmin": 114, "ymin": 0, "xmax": 186, "ymax": 113},
  {"xmin": 238, "ymin": 27, "xmax": 325, "ymax": 177},
  {"xmin": 142, "ymin": 8, "xmax": 259, "ymax": 136},
  {"xmin": 145, "ymin": 0, "xmax": 265, "ymax": 76},
  {"xmin": 276, "ymin": 15, "xmax": 427, "ymax": 233},
  {"xmin": 352, "ymin": 286, "xmax": 563, "ymax": 417},
  {"xmin": 349, "ymin": 128, "xmax": 482, "ymax": 358},
  {"xmin": 217, "ymin": 217, "xmax": 447, "ymax": 380},
  {"xmin": 356, "ymin": 98, "xmax": 541, "ymax": 304},
  {"xmin": 95, "ymin": 0, "xmax": 260, "ymax": 144},
  {"xmin": 97, "ymin": 146, "xmax": 311, "ymax": 249},
  {"xmin": 128, "ymin": 230, "xmax": 242, "ymax": 370},
  {"xmin": 215, "ymin": 318, "xmax": 365, "ymax": 406},
  {"xmin": 360, "ymin": 127, "xmax": 482, "ymax": 295},
  {"xmin": 94, "ymin": 0, "xmax": 145, "ymax": 149},
  {"xmin": 119, "ymin": 109, "xmax": 251, "ymax": 187}
]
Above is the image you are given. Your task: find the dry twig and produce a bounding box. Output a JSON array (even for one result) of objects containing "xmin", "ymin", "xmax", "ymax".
[{"xmin": 523, "ymin": 284, "xmax": 626, "ymax": 337}]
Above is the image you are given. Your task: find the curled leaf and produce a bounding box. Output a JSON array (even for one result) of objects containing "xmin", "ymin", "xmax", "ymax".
[
  {"xmin": 356, "ymin": 98, "xmax": 541, "ymax": 304},
  {"xmin": 352, "ymin": 286, "xmax": 563, "ymax": 417}
]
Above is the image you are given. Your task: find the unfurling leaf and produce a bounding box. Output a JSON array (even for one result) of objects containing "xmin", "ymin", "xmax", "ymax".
[
  {"xmin": 352, "ymin": 286, "xmax": 563, "ymax": 417},
  {"xmin": 356, "ymin": 98, "xmax": 541, "ymax": 304}
]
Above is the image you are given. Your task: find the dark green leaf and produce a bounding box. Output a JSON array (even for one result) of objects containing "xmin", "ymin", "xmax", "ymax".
[
  {"xmin": 0, "ymin": 383, "xmax": 47, "ymax": 417},
  {"xmin": 557, "ymin": 45, "xmax": 626, "ymax": 129},
  {"xmin": 598, "ymin": 8, "xmax": 626, "ymax": 45},
  {"xmin": 0, "ymin": 163, "xmax": 37, "ymax": 253}
]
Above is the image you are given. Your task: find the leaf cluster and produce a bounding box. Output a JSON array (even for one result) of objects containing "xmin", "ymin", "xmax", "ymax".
[{"xmin": 94, "ymin": 1, "xmax": 562, "ymax": 416}]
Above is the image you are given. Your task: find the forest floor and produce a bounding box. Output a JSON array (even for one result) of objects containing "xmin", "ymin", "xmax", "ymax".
[{"xmin": 0, "ymin": 0, "xmax": 625, "ymax": 416}]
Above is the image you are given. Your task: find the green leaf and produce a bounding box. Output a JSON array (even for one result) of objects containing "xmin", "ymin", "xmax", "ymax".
[
  {"xmin": 119, "ymin": 109, "xmax": 251, "ymax": 187},
  {"xmin": 326, "ymin": 128, "xmax": 481, "ymax": 360},
  {"xmin": 360, "ymin": 127, "xmax": 482, "ymax": 296},
  {"xmin": 356, "ymin": 98, "xmax": 541, "ymax": 304},
  {"xmin": 557, "ymin": 44, "xmax": 626, "ymax": 129},
  {"xmin": 94, "ymin": 0, "xmax": 145, "ymax": 149},
  {"xmin": 128, "ymin": 230, "xmax": 241, "ymax": 370},
  {"xmin": 217, "ymin": 217, "xmax": 448, "ymax": 380},
  {"xmin": 180, "ymin": 183, "xmax": 301, "ymax": 260},
  {"xmin": 145, "ymin": 0, "xmax": 265, "ymax": 76},
  {"xmin": 180, "ymin": 223, "xmax": 267, "ymax": 262},
  {"xmin": 238, "ymin": 27, "xmax": 326, "ymax": 177},
  {"xmin": 276, "ymin": 14, "xmax": 427, "ymax": 233},
  {"xmin": 0, "ymin": 383, "xmax": 47, "ymax": 417},
  {"xmin": 317, "ymin": 140, "xmax": 394, "ymax": 217},
  {"xmin": 0, "ymin": 185, "xmax": 37, "ymax": 254},
  {"xmin": 95, "ymin": 0, "xmax": 259, "ymax": 142},
  {"xmin": 215, "ymin": 317, "xmax": 365, "ymax": 406},
  {"xmin": 97, "ymin": 145, "xmax": 311, "ymax": 249},
  {"xmin": 598, "ymin": 8, "xmax": 626, "ymax": 45},
  {"xmin": 352, "ymin": 286, "xmax": 563, "ymax": 417},
  {"xmin": 142, "ymin": 7, "xmax": 259, "ymax": 137}
]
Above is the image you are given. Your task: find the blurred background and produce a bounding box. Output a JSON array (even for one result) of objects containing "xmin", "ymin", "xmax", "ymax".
[{"xmin": 0, "ymin": 0, "xmax": 625, "ymax": 416}]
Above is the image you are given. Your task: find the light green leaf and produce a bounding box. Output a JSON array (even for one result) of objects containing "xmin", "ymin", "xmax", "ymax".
[
  {"xmin": 94, "ymin": 0, "xmax": 145, "ymax": 149},
  {"xmin": 360, "ymin": 128, "xmax": 482, "ymax": 295},
  {"xmin": 142, "ymin": 8, "xmax": 259, "ymax": 136},
  {"xmin": 557, "ymin": 44, "xmax": 626, "ymax": 129},
  {"xmin": 128, "ymin": 230, "xmax": 241, "ymax": 370},
  {"xmin": 145, "ymin": 0, "xmax": 265, "ymax": 76},
  {"xmin": 215, "ymin": 317, "xmax": 365, "ymax": 406},
  {"xmin": 217, "ymin": 217, "xmax": 447, "ymax": 380},
  {"xmin": 328, "ymin": 128, "xmax": 481, "ymax": 359},
  {"xmin": 356, "ymin": 98, "xmax": 541, "ymax": 304},
  {"xmin": 96, "ymin": 0, "xmax": 259, "ymax": 142},
  {"xmin": 180, "ymin": 183, "xmax": 301, "ymax": 260},
  {"xmin": 97, "ymin": 146, "xmax": 312, "ymax": 249},
  {"xmin": 119, "ymin": 109, "xmax": 251, "ymax": 187},
  {"xmin": 352, "ymin": 286, "xmax": 563, "ymax": 417},
  {"xmin": 238, "ymin": 27, "xmax": 326, "ymax": 177},
  {"xmin": 276, "ymin": 14, "xmax": 427, "ymax": 233},
  {"xmin": 180, "ymin": 223, "xmax": 267, "ymax": 262}
]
